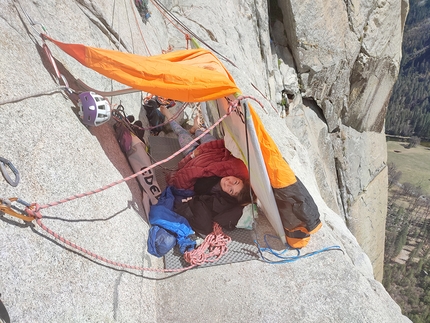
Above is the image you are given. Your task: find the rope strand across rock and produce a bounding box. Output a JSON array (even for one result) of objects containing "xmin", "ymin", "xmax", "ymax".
[{"xmin": 2, "ymin": 99, "xmax": 249, "ymax": 274}]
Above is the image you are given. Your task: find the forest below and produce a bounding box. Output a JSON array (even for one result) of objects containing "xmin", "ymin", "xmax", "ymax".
[
  {"xmin": 384, "ymin": 159, "xmax": 430, "ymax": 323},
  {"xmin": 383, "ymin": 2, "xmax": 430, "ymax": 321},
  {"xmin": 385, "ymin": 0, "xmax": 430, "ymax": 140}
]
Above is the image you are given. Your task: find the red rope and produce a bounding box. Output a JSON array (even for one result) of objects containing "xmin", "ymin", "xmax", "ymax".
[
  {"xmin": 31, "ymin": 204, "xmax": 195, "ymax": 273},
  {"xmin": 21, "ymin": 96, "xmax": 265, "ymax": 272},
  {"xmin": 25, "ymin": 103, "xmax": 235, "ymax": 216},
  {"xmin": 24, "ymin": 96, "xmax": 259, "ymax": 216},
  {"xmin": 183, "ymin": 223, "xmax": 231, "ymax": 266},
  {"xmin": 20, "ymin": 100, "xmax": 242, "ymax": 273},
  {"xmin": 42, "ymin": 43, "xmax": 61, "ymax": 80},
  {"xmin": 185, "ymin": 34, "xmax": 191, "ymax": 50}
]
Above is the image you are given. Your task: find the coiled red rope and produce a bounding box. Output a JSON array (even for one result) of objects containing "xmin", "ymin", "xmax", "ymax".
[{"xmin": 183, "ymin": 223, "xmax": 231, "ymax": 266}]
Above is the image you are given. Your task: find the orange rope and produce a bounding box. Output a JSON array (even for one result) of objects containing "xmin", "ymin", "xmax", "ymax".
[
  {"xmin": 161, "ymin": 44, "xmax": 173, "ymax": 54},
  {"xmin": 183, "ymin": 223, "xmax": 231, "ymax": 266}
]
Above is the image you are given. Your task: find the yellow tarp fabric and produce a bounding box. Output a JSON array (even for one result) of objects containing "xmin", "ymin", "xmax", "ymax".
[
  {"xmin": 44, "ymin": 35, "xmax": 240, "ymax": 102},
  {"xmin": 249, "ymin": 106, "xmax": 297, "ymax": 188}
]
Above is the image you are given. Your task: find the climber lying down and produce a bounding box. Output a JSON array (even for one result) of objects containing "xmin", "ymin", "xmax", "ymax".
[{"xmin": 158, "ymin": 106, "xmax": 255, "ymax": 236}]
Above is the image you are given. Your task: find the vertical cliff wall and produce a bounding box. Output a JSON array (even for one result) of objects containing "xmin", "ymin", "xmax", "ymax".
[
  {"xmin": 0, "ymin": 0, "xmax": 411, "ymax": 321},
  {"xmin": 270, "ymin": 0, "xmax": 409, "ymax": 281}
]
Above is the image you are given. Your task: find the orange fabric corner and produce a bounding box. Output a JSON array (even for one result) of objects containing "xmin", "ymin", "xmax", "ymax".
[
  {"xmin": 286, "ymin": 236, "xmax": 310, "ymax": 249},
  {"xmin": 284, "ymin": 222, "xmax": 322, "ymax": 248},
  {"xmin": 249, "ymin": 106, "xmax": 296, "ymax": 188}
]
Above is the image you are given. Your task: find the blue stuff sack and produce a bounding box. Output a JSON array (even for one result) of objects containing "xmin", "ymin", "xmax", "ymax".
[{"xmin": 147, "ymin": 226, "xmax": 177, "ymax": 257}]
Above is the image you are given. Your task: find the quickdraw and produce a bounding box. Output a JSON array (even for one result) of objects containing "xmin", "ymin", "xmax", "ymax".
[
  {"xmin": 0, "ymin": 157, "xmax": 20, "ymax": 187},
  {"xmin": 0, "ymin": 198, "xmax": 34, "ymax": 222}
]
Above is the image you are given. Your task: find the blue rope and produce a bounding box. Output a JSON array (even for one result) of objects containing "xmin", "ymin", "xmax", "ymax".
[{"xmin": 254, "ymin": 234, "xmax": 342, "ymax": 264}]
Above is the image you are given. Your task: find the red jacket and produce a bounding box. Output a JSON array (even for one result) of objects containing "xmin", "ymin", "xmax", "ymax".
[{"xmin": 168, "ymin": 139, "xmax": 249, "ymax": 190}]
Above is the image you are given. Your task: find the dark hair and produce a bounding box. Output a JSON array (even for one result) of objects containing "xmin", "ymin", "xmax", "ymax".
[{"xmin": 236, "ymin": 178, "xmax": 257, "ymax": 205}]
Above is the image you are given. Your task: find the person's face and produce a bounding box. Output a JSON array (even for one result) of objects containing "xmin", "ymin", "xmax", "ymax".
[{"xmin": 220, "ymin": 176, "xmax": 243, "ymax": 197}]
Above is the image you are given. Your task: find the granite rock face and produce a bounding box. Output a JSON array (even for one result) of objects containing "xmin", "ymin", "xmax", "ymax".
[
  {"xmin": 0, "ymin": 0, "xmax": 410, "ymax": 322},
  {"xmin": 273, "ymin": 0, "xmax": 408, "ymax": 281}
]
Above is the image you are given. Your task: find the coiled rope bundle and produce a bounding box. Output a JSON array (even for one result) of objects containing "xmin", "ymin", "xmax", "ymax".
[{"xmin": 183, "ymin": 223, "xmax": 231, "ymax": 266}]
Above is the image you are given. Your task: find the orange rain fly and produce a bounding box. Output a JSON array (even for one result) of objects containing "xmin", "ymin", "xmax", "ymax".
[{"xmin": 43, "ymin": 35, "xmax": 240, "ymax": 102}]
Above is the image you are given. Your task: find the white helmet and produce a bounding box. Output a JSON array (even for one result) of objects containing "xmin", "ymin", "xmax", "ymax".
[{"xmin": 78, "ymin": 92, "xmax": 111, "ymax": 126}]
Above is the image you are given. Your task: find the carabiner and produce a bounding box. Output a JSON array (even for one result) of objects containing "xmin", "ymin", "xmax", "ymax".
[
  {"xmin": 0, "ymin": 157, "xmax": 20, "ymax": 187},
  {"xmin": 0, "ymin": 198, "xmax": 34, "ymax": 222}
]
